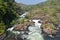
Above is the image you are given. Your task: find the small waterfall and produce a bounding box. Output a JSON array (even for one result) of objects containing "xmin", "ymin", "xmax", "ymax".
[{"xmin": 27, "ymin": 19, "xmax": 44, "ymax": 40}]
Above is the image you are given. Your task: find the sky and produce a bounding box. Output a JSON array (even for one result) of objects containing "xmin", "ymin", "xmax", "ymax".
[{"xmin": 15, "ymin": 0, "xmax": 46, "ymax": 5}]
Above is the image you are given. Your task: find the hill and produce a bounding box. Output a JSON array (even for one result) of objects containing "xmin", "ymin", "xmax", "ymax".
[{"xmin": 26, "ymin": 0, "xmax": 60, "ymax": 29}]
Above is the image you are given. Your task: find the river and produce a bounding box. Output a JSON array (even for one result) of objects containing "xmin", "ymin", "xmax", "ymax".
[
  {"xmin": 6, "ymin": 12, "xmax": 60, "ymax": 40},
  {"xmin": 27, "ymin": 19, "xmax": 44, "ymax": 40},
  {"xmin": 6, "ymin": 12, "xmax": 44, "ymax": 40}
]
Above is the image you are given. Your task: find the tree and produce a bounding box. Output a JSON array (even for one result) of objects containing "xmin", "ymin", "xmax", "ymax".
[{"xmin": 0, "ymin": 0, "xmax": 22, "ymax": 35}]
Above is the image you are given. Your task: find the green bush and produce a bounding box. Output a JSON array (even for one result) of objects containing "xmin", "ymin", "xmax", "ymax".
[
  {"xmin": 20, "ymin": 18, "xmax": 25, "ymax": 24},
  {"xmin": 0, "ymin": 22, "xmax": 5, "ymax": 35},
  {"xmin": 49, "ymin": 24, "xmax": 55, "ymax": 29},
  {"xmin": 25, "ymin": 15, "xmax": 30, "ymax": 19}
]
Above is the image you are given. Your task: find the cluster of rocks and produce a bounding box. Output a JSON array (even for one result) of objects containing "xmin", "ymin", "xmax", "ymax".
[
  {"xmin": 5, "ymin": 19, "xmax": 44, "ymax": 40},
  {"xmin": 13, "ymin": 20, "xmax": 35, "ymax": 31},
  {"xmin": 4, "ymin": 20, "xmax": 35, "ymax": 40}
]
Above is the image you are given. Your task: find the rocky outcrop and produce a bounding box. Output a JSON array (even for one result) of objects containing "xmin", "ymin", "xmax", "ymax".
[
  {"xmin": 43, "ymin": 27, "xmax": 57, "ymax": 35},
  {"xmin": 14, "ymin": 20, "xmax": 35, "ymax": 31},
  {"xmin": 14, "ymin": 24, "xmax": 27, "ymax": 31}
]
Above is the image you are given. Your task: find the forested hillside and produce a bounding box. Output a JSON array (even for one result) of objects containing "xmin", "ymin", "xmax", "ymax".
[
  {"xmin": 26, "ymin": 0, "xmax": 60, "ymax": 29},
  {"xmin": 17, "ymin": 3, "xmax": 33, "ymax": 12}
]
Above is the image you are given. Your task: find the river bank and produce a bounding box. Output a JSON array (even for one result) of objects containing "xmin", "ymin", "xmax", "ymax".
[
  {"xmin": 0, "ymin": 12, "xmax": 60, "ymax": 40},
  {"xmin": 3, "ymin": 12, "xmax": 44, "ymax": 40}
]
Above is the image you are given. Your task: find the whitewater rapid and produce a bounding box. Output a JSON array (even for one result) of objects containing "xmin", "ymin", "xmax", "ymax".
[
  {"xmin": 27, "ymin": 19, "xmax": 44, "ymax": 40},
  {"xmin": 7, "ymin": 12, "xmax": 44, "ymax": 40}
]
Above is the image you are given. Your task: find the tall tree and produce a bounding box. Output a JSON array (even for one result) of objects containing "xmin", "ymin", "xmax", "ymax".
[{"xmin": 0, "ymin": 0, "xmax": 21, "ymax": 35}]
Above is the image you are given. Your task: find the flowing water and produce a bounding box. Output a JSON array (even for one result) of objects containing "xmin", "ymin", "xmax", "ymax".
[
  {"xmin": 7, "ymin": 12, "xmax": 28, "ymax": 34},
  {"xmin": 7, "ymin": 12, "xmax": 44, "ymax": 40},
  {"xmin": 19, "ymin": 12, "xmax": 28, "ymax": 18},
  {"xmin": 27, "ymin": 19, "xmax": 44, "ymax": 40}
]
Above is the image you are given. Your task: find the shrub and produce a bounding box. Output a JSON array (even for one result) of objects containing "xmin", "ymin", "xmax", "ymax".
[
  {"xmin": 25, "ymin": 15, "xmax": 30, "ymax": 19},
  {"xmin": 20, "ymin": 18, "xmax": 25, "ymax": 24},
  {"xmin": 0, "ymin": 22, "xmax": 5, "ymax": 35}
]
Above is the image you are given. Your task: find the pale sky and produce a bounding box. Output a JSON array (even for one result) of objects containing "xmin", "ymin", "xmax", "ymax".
[{"xmin": 15, "ymin": 0, "xmax": 46, "ymax": 5}]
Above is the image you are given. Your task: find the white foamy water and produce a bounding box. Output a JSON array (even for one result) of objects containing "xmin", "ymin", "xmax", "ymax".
[
  {"xmin": 7, "ymin": 25, "xmax": 16, "ymax": 31},
  {"xmin": 19, "ymin": 12, "xmax": 28, "ymax": 18},
  {"xmin": 27, "ymin": 19, "xmax": 44, "ymax": 40},
  {"xmin": 27, "ymin": 32, "xmax": 44, "ymax": 40}
]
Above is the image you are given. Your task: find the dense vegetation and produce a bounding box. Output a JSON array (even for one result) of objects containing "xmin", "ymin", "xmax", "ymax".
[{"xmin": 0, "ymin": 0, "xmax": 22, "ymax": 35}]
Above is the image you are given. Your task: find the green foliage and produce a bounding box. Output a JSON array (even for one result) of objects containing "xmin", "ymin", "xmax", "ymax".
[
  {"xmin": 25, "ymin": 15, "xmax": 30, "ymax": 19},
  {"xmin": 0, "ymin": 0, "xmax": 22, "ymax": 35},
  {"xmin": 0, "ymin": 0, "xmax": 21, "ymax": 27},
  {"xmin": 42, "ymin": 24, "xmax": 48, "ymax": 28},
  {"xmin": 10, "ymin": 19, "xmax": 18, "ymax": 25},
  {"xmin": 49, "ymin": 24, "xmax": 55, "ymax": 29},
  {"xmin": 0, "ymin": 22, "xmax": 5, "ymax": 35},
  {"xmin": 20, "ymin": 18, "xmax": 25, "ymax": 24},
  {"xmin": 50, "ymin": 17, "xmax": 58, "ymax": 24},
  {"xmin": 42, "ymin": 23, "xmax": 55, "ymax": 29}
]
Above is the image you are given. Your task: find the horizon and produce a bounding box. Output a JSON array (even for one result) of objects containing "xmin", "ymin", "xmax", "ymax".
[{"xmin": 15, "ymin": 0, "xmax": 46, "ymax": 5}]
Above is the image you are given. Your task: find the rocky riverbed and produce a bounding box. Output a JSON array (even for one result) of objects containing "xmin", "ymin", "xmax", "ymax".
[{"xmin": 1, "ymin": 12, "xmax": 60, "ymax": 40}]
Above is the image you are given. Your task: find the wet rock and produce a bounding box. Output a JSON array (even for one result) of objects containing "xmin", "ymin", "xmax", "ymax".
[
  {"xmin": 14, "ymin": 24, "xmax": 27, "ymax": 31},
  {"xmin": 43, "ymin": 27, "xmax": 57, "ymax": 35}
]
